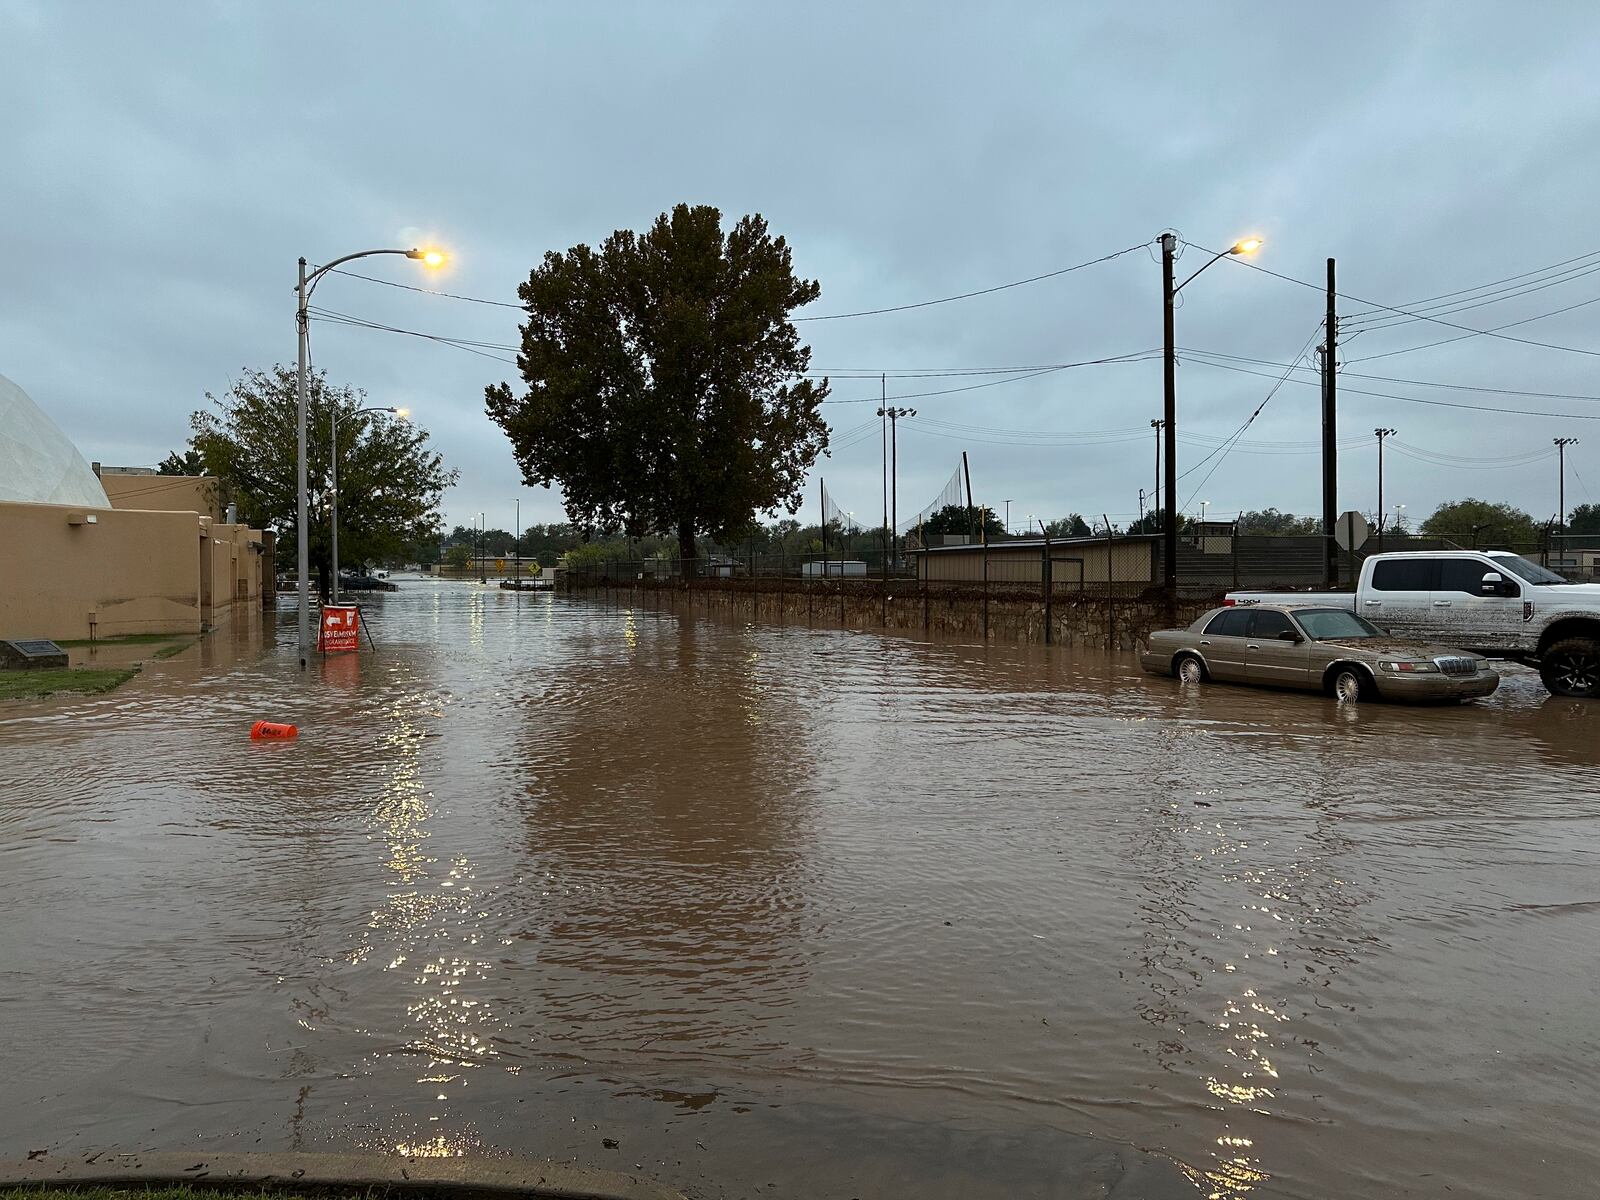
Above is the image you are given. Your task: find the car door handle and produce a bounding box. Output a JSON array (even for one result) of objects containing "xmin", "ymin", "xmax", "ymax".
[
  {"xmin": 1247, "ymin": 643, "xmax": 1260, "ymax": 649},
  {"xmin": 1433, "ymin": 600, "xmax": 1452, "ymax": 607},
  {"xmin": 1363, "ymin": 600, "xmax": 1381, "ymax": 606},
  {"xmin": 1198, "ymin": 639, "xmax": 1210, "ymax": 646}
]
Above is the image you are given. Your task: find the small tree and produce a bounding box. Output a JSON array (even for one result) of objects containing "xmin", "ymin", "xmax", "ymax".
[
  {"xmin": 920, "ymin": 503, "xmax": 1003, "ymax": 539},
  {"xmin": 1421, "ymin": 498, "xmax": 1539, "ymax": 548},
  {"xmin": 1238, "ymin": 508, "xmax": 1322, "ymax": 535},
  {"xmin": 486, "ymin": 204, "xmax": 830, "ymax": 570},
  {"xmin": 185, "ymin": 365, "xmax": 457, "ymax": 596},
  {"xmin": 1566, "ymin": 503, "xmax": 1600, "ymax": 536},
  {"xmin": 1043, "ymin": 514, "xmax": 1093, "ymax": 538},
  {"xmin": 443, "ymin": 544, "xmax": 472, "ymax": 570}
]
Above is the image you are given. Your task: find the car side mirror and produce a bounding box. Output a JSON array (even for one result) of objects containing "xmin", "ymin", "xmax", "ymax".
[
  {"xmin": 1276, "ymin": 629, "xmax": 1303, "ymax": 643},
  {"xmin": 1480, "ymin": 571, "xmax": 1503, "ymax": 594}
]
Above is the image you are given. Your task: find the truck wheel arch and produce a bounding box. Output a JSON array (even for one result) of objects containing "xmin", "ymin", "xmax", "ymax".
[{"xmin": 1537, "ymin": 617, "xmax": 1600, "ymax": 659}]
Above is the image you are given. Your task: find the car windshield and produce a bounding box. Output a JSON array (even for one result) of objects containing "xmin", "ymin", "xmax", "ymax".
[
  {"xmin": 1490, "ymin": 553, "xmax": 1568, "ymax": 585},
  {"xmin": 1294, "ymin": 609, "xmax": 1386, "ymax": 640}
]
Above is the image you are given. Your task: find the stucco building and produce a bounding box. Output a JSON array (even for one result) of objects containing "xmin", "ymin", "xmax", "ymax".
[{"xmin": 0, "ymin": 372, "xmax": 268, "ymax": 641}]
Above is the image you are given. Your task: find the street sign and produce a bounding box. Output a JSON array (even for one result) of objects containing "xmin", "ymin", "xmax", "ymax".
[
  {"xmin": 495, "ymin": 558, "xmax": 506, "ymax": 572},
  {"xmin": 1334, "ymin": 510, "xmax": 1371, "ymax": 552},
  {"xmin": 317, "ymin": 605, "xmax": 361, "ymax": 654}
]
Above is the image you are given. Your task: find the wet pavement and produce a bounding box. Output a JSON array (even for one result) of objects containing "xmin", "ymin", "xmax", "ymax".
[{"xmin": 2, "ymin": 579, "xmax": 1598, "ymax": 1199}]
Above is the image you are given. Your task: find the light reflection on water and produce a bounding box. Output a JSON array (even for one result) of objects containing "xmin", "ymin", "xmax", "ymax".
[{"xmin": 1, "ymin": 580, "xmax": 1598, "ymax": 1200}]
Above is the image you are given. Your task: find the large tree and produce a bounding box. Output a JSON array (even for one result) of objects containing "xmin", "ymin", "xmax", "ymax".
[
  {"xmin": 485, "ymin": 204, "xmax": 830, "ymax": 566},
  {"xmin": 1566, "ymin": 503, "xmax": 1600, "ymax": 535},
  {"xmin": 1420, "ymin": 497, "xmax": 1540, "ymax": 548},
  {"xmin": 183, "ymin": 365, "xmax": 456, "ymax": 594}
]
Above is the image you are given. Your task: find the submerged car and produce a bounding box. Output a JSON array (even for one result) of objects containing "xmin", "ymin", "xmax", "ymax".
[{"xmin": 1139, "ymin": 604, "xmax": 1500, "ymax": 703}]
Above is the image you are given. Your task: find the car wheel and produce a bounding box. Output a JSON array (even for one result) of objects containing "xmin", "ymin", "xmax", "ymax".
[
  {"xmin": 1176, "ymin": 654, "xmax": 1205, "ymax": 685},
  {"xmin": 1332, "ymin": 666, "xmax": 1367, "ymax": 704},
  {"xmin": 1540, "ymin": 637, "xmax": 1600, "ymax": 698}
]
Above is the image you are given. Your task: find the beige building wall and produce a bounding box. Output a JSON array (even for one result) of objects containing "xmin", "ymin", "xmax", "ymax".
[
  {"xmin": 0, "ymin": 501, "xmax": 202, "ymax": 639},
  {"xmin": 100, "ymin": 473, "xmax": 222, "ymax": 520}
]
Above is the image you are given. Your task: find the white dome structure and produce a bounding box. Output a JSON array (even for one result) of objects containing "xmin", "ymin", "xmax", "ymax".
[{"xmin": 0, "ymin": 372, "xmax": 110, "ymax": 508}]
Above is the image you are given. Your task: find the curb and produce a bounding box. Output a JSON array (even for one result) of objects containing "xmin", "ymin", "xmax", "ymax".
[{"xmin": 0, "ymin": 1151, "xmax": 688, "ymax": 1200}]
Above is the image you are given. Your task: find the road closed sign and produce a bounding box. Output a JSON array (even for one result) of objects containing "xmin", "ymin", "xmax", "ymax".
[{"xmin": 318, "ymin": 604, "xmax": 361, "ymax": 653}]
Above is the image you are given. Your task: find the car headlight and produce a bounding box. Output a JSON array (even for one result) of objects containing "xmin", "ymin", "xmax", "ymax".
[{"xmin": 1378, "ymin": 660, "xmax": 1439, "ymax": 673}]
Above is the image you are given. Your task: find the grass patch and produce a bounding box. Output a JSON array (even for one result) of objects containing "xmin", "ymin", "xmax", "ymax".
[
  {"xmin": 151, "ymin": 637, "xmax": 200, "ymax": 660},
  {"xmin": 1, "ymin": 1191, "xmax": 353, "ymax": 1200},
  {"xmin": 0, "ymin": 666, "xmax": 139, "ymax": 700},
  {"xmin": 55, "ymin": 633, "xmax": 194, "ymax": 647}
]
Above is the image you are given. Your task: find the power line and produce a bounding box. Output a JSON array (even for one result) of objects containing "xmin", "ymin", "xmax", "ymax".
[
  {"xmin": 1180, "ymin": 346, "xmax": 1600, "ymax": 401},
  {"xmin": 1344, "ymin": 248, "xmax": 1600, "ymax": 319},
  {"xmin": 1347, "ymin": 292, "xmax": 1600, "ymax": 363},
  {"xmin": 822, "ymin": 350, "xmax": 1160, "ymax": 404},
  {"xmin": 1188, "ymin": 354, "xmax": 1600, "ymax": 421},
  {"xmin": 1192, "ymin": 242, "xmax": 1600, "ymax": 360},
  {"xmin": 323, "ymin": 267, "xmax": 528, "ymax": 309},
  {"xmin": 794, "ymin": 243, "xmax": 1150, "ymax": 321},
  {"xmin": 1343, "ymin": 256, "xmax": 1600, "ymax": 331}
]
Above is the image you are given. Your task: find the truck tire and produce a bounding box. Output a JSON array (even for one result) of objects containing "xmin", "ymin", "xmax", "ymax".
[{"xmin": 1539, "ymin": 637, "xmax": 1600, "ymax": 698}]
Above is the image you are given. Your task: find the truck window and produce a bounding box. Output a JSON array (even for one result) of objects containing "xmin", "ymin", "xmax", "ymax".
[
  {"xmin": 1248, "ymin": 610, "xmax": 1296, "ymax": 639},
  {"xmin": 1371, "ymin": 559, "xmax": 1437, "ymax": 591},
  {"xmin": 1438, "ymin": 557, "xmax": 1518, "ymax": 597},
  {"xmin": 1204, "ymin": 609, "xmax": 1252, "ymax": 637}
]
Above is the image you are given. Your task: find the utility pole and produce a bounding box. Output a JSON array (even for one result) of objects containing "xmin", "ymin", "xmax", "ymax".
[
  {"xmin": 295, "ymin": 257, "xmax": 311, "ymax": 668},
  {"xmin": 1150, "ymin": 418, "xmax": 1164, "ymax": 527},
  {"xmin": 1321, "ymin": 258, "xmax": 1338, "ymax": 588},
  {"xmin": 1555, "ymin": 437, "xmax": 1578, "ymax": 531},
  {"xmin": 1375, "ymin": 428, "xmax": 1396, "ymax": 552},
  {"xmin": 880, "ymin": 375, "xmax": 888, "ymax": 585},
  {"xmin": 514, "ymin": 496, "xmax": 521, "ymax": 596},
  {"xmin": 1004, "ymin": 499, "xmax": 1013, "ymax": 536},
  {"xmin": 961, "ymin": 451, "xmax": 975, "ymax": 543},
  {"xmin": 1160, "ymin": 234, "xmax": 1178, "ymax": 613}
]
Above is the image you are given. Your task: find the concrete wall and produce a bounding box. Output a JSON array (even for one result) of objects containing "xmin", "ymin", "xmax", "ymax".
[
  {"xmin": 0, "ymin": 501, "xmax": 202, "ymax": 639},
  {"xmin": 100, "ymin": 473, "xmax": 221, "ymax": 520},
  {"xmin": 198, "ymin": 521, "xmax": 266, "ymax": 627}
]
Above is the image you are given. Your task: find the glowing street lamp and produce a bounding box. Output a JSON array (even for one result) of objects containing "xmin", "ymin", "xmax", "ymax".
[{"xmin": 295, "ymin": 247, "xmax": 444, "ymax": 669}]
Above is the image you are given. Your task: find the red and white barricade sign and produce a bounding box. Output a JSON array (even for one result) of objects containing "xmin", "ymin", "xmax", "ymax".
[{"xmin": 318, "ymin": 604, "xmax": 361, "ymax": 653}]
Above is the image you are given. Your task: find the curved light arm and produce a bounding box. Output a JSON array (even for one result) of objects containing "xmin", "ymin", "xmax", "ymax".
[
  {"xmin": 304, "ymin": 248, "xmax": 433, "ymax": 301},
  {"xmin": 1174, "ymin": 248, "xmax": 1230, "ymax": 295},
  {"xmin": 1175, "ymin": 238, "xmax": 1263, "ymax": 295}
]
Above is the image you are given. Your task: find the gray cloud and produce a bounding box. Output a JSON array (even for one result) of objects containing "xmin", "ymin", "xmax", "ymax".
[{"xmin": 4, "ymin": 0, "xmax": 1598, "ymax": 538}]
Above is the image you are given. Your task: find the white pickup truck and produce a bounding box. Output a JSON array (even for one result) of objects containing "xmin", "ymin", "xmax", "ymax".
[{"xmin": 1226, "ymin": 549, "xmax": 1600, "ymax": 698}]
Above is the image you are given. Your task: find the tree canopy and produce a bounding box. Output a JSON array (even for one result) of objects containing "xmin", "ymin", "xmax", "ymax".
[
  {"xmin": 919, "ymin": 503, "xmax": 1003, "ymax": 539},
  {"xmin": 1237, "ymin": 508, "xmax": 1322, "ymax": 535},
  {"xmin": 486, "ymin": 204, "xmax": 830, "ymax": 564},
  {"xmin": 1420, "ymin": 498, "xmax": 1540, "ymax": 548},
  {"xmin": 1566, "ymin": 503, "xmax": 1600, "ymax": 535},
  {"xmin": 1043, "ymin": 514, "xmax": 1092, "ymax": 538},
  {"xmin": 183, "ymin": 365, "xmax": 456, "ymax": 590}
]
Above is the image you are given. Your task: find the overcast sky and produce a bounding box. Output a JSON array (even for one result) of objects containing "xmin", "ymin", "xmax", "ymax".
[{"xmin": 6, "ymin": 1, "xmax": 1600, "ymax": 537}]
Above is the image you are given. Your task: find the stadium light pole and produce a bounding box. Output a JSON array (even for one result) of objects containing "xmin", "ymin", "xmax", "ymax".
[
  {"xmin": 1161, "ymin": 233, "xmax": 1262, "ymax": 613},
  {"xmin": 296, "ymin": 246, "xmax": 445, "ymax": 669}
]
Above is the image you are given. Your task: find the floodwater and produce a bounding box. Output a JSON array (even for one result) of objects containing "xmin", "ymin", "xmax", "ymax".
[{"xmin": 3, "ymin": 581, "xmax": 1598, "ymax": 1199}]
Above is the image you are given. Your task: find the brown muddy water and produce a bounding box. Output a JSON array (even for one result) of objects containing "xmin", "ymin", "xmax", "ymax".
[{"xmin": 2, "ymin": 581, "xmax": 1597, "ymax": 1199}]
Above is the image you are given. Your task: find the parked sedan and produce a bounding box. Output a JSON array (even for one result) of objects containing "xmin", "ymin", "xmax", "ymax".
[{"xmin": 1140, "ymin": 604, "xmax": 1499, "ymax": 703}]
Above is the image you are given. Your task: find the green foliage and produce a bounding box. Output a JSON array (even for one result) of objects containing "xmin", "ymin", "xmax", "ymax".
[
  {"xmin": 1238, "ymin": 508, "xmax": 1322, "ymax": 535},
  {"xmin": 1420, "ymin": 498, "xmax": 1540, "ymax": 547},
  {"xmin": 920, "ymin": 503, "xmax": 1003, "ymax": 539},
  {"xmin": 443, "ymin": 544, "xmax": 472, "ymax": 570},
  {"xmin": 184, "ymin": 366, "xmax": 457, "ymax": 589},
  {"xmin": 0, "ymin": 666, "xmax": 138, "ymax": 700},
  {"xmin": 1043, "ymin": 514, "xmax": 1092, "ymax": 538},
  {"xmin": 157, "ymin": 448, "xmax": 206, "ymax": 476},
  {"xmin": 1566, "ymin": 503, "xmax": 1600, "ymax": 535},
  {"xmin": 485, "ymin": 204, "xmax": 830, "ymax": 560}
]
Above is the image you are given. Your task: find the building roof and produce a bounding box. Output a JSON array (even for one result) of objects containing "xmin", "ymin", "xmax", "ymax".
[
  {"xmin": 914, "ymin": 533, "xmax": 1159, "ymax": 554},
  {"xmin": 0, "ymin": 372, "xmax": 110, "ymax": 508}
]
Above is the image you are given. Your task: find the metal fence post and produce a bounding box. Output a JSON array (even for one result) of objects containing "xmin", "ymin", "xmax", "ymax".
[
  {"xmin": 1104, "ymin": 515, "xmax": 1115, "ymax": 649},
  {"xmin": 1041, "ymin": 528, "xmax": 1053, "ymax": 645}
]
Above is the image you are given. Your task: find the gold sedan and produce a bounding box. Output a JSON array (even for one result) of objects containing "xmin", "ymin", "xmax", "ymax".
[{"xmin": 1139, "ymin": 604, "xmax": 1500, "ymax": 703}]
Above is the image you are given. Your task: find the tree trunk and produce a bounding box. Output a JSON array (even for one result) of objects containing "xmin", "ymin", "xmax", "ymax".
[{"xmin": 677, "ymin": 519, "xmax": 697, "ymax": 578}]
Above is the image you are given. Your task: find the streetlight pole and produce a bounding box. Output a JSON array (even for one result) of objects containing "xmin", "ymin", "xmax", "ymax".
[
  {"xmin": 295, "ymin": 245, "xmax": 444, "ymax": 668},
  {"xmin": 330, "ymin": 405, "xmax": 403, "ymax": 603},
  {"xmin": 514, "ymin": 497, "xmax": 521, "ymax": 594},
  {"xmin": 1375, "ymin": 428, "xmax": 1396, "ymax": 552},
  {"xmin": 1160, "ymin": 232, "xmax": 1262, "ymax": 613},
  {"xmin": 1149, "ymin": 418, "xmax": 1164, "ymax": 526},
  {"xmin": 1004, "ymin": 499, "xmax": 1013, "ymax": 537}
]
